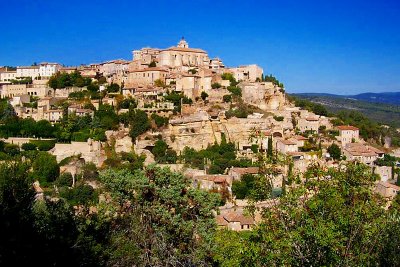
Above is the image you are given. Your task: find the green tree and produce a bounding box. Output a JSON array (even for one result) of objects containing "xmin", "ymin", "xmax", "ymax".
[
  {"xmin": 214, "ymin": 163, "xmax": 400, "ymax": 266},
  {"xmin": 99, "ymin": 166, "xmax": 221, "ymax": 266},
  {"xmin": 56, "ymin": 172, "xmax": 73, "ymax": 187},
  {"xmin": 107, "ymin": 83, "xmax": 120, "ymax": 93},
  {"xmin": 32, "ymin": 152, "xmax": 60, "ymax": 184},
  {"xmin": 267, "ymin": 137, "xmax": 273, "ymax": 158},
  {"xmin": 327, "ymin": 143, "xmax": 341, "ymax": 160},
  {"xmin": 128, "ymin": 109, "xmax": 150, "ymax": 141}
]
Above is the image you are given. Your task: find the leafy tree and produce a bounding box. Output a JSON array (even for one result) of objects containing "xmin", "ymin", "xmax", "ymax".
[
  {"xmin": 232, "ymin": 174, "xmax": 256, "ymax": 199},
  {"xmin": 267, "ymin": 137, "xmax": 273, "ymax": 158},
  {"xmin": 221, "ymin": 73, "xmax": 238, "ymax": 86},
  {"xmin": 214, "ymin": 163, "xmax": 400, "ymax": 266},
  {"xmin": 148, "ymin": 61, "xmax": 157, "ymax": 67},
  {"xmin": 107, "ymin": 83, "xmax": 120, "ymax": 93},
  {"xmin": 327, "ymin": 143, "xmax": 341, "ymax": 160},
  {"xmin": 32, "ymin": 152, "xmax": 60, "ymax": 184},
  {"xmin": 87, "ymin": 83, "xmax": 99, "ymax": 92},
  {"xmin": 97, "ymin": 76, "xmax": 107, "ymax": 84},
  {"xmin": 128, "ymin": 109, "xmax": 150, "ymax": 141},
  {"xmin": 59, "ymin": 184, "xmax": 97, "ymax": 206},
  {"xmin": 118, "ymin": 97, "xmax": 137, "ymax": 110},
  {"xmin": 227, "ymin": 86, "xmax": 241, "ymax": 96},
  {"xmin": 95, "ymin": 104, "xmax": 119, "ymax": 130},
  {"xmin": 56, "ymin": 172, "xmax": 73, "ymax": 187},
  {"xmin": 99, "ymin": 166, "xmax": 221, "ymax": 266},
  {"xmin": 273, "ymin": 115, "xmax": 284, "ymax": 121},
  {"xmin": 151, "ymin": 113, "xmax": 168, "ymax": 128}
]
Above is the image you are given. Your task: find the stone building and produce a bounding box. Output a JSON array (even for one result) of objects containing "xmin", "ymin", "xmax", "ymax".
[
  {"xmin": 0, "ymin": 69, "xmax": 17, "ymax": 83},
  {"xmin": 342, "ymin": 143, "xmax": 384, "ymax": 165},
  {"xmin": 337, "ymin": 125, "xmax": 359, "ymax": 146},
  {"xmin": 127, "ymin": 67, "xmax": 168, "ymax": 87},
  {"xmin": 375, "ymin": 181, "xmax": 400, "ymax": 199},
  {"xmin": 227, "ymin": 64, "xmax": 263, "ymax": 82},
  {"xmin": 132, "ymin": 38, "xmax": 210, "ymax": 70},
  {"xmin": 216, "ymin": 211, "xmax": 255, "ymax": 231},
  {"xmin": 297, "ymin": 116, "xmax": 320, "ymax": 132}
]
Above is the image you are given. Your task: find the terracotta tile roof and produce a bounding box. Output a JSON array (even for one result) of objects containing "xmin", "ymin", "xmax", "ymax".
[
  {"xmin": 230, "ymin": 167, "xmax": 259, "ymax": 175},
  {"xmin": 305, "ymin": 116, "xmax": 319, "ymax": 121},
  {"xmin": 130, "ymin": 67, "xmax": 168, "ymax": 73},
  {"xmin": 337, "ymin": 125, "xmax": 359, "ymax": 131},
  {"xmin": 223, "ymin": 211, "xmax": 255, "ymax": 225},
  {"xmin": 194, "ymin": 175, "xmax": 228, "ymax": 183},
  {"xmin": 279, "ymin": 139, "xmax": 297, "ymax": 145},
  {"xmin": 163, "ymin": 46, "xmax": 206, "ymax": 53},
  {"xmin": 344, "ymin": 143, "xmax": 383, "ymax": 157},
  {"xmin": 216, "ymin": 215, "xmax": 229, "ymax": 226},
  {"xmin": 294, "ymin": 135, "xmax": 308, "ymax": 141}
]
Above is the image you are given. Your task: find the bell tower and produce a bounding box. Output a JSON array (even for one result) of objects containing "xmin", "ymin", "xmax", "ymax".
[{"xmin": 177, "ymin": 37, "xmax": 189, "ymax": 48}]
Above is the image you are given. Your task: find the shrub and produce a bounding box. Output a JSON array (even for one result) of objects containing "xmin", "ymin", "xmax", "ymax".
[
  {"xmin": 30, "ymin": 140, "xmax": 56, "ymax": 151},
  {"xmin": 273, "ymin": 116, "xmax": 284, "ymax": 122},
  {"xmin": 223, "ymin": 95, "xmax": 232, "ymax": 103},
  {"xmin": 56, "ymin": 172, "xmax": 73, "ymax": 187},
  {"xmin": 212, "ymin": 83, "xmax": 221, "ymax": 89},
  {"xmin": 21, "ymin": 142, "xmax": 37, "ymax": 151},
  {"xmin": 4, "ymin": 144, "xmax": 20, "ymax": 156}
]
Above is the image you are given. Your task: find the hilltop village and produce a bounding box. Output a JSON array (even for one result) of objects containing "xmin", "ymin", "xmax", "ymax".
[{"xmin": 0, "ymin": 38, "xmax": 399, "ymax": 231}]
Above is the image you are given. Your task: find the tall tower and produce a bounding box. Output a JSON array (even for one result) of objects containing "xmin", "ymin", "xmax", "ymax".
[{"xmin": 177, "ymin": 37, "xmax": 189, "ymax": 48}]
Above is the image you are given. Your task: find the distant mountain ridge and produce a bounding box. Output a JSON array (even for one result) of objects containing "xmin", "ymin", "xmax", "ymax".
[
  {"xmin": 290, "ymin": 92, "xmax": 400, "ymax": 127},
  {"xmin": 296, "ymin": 92, "xmax": 400, "ymax": 105}
]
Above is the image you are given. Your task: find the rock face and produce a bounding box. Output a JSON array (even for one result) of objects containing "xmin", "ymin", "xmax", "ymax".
[
  {"xmin": 239, "ymin": 82, "xmax": 286, "ymax": 110},
  {"xmin": 51, "ymin": 139, "xmax": 105, "ymax": 166},
  {"xmin": 164, "ymin": 111, "xmax": 285, "ymax": 152},
  {"xmin": 105, "ymin": 128, "xmax": 133, "ymax": 153}
]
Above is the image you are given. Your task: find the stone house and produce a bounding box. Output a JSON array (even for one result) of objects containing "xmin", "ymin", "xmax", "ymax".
[
  {"xmin": 191, "ymin": 174, "xmax": 231, "ymax": 191},
  {"xmin": 374, "ymin": 165, "xmax": 392, "ymax": 182},
  {"xmin": 343, "ymin": 143, "xmax": 384, "ymax": 165},
  {"xmin": 337, "ymin": 125, "xmax": 359, "ymax": 146},
  {"xmin": 216, "ymin": 211, "xmax": 255, "ymax": 231},
  {"xmin": 293, "ymin": 135, "xmax": 308, "ymax": 147},
  {"xmin": 228, "ymin": 167, "xmax": 259, "ymax": 181},
  {"xmin": 375, "ymin": 181, "xmax": 400, "ymax": 199},
  {"xmin": 127, "ymin": 67, "xmax": 169, "ymax": 87},
  {"xmin": 276, "ymin": 138, "xmax": 298, "ymax": 154},
  {"xmin": 297, "ymin": 116, "xmax": 320, "ymax": 132}
]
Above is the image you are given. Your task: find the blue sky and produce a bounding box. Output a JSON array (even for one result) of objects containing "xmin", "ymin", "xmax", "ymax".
[{"xmin": 2, "ymin": 0, "xmax": 400, "ymax": 94}]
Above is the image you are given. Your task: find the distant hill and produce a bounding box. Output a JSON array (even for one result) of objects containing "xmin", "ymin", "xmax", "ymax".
[
  {"xmin": 290, "ymin": 92, "xmax": 400, "ymax": 127},
  {"xmin": 296, "ymin": 92, "xmax": 400, "ymax": 105}
]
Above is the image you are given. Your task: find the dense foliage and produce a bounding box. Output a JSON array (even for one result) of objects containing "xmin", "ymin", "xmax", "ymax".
[
  {"xmin": 181, "ymin": 135, "xmax": 253, "ymax": 174},
  {"xmin": 214, "ymin": 163, "xmax": 400, "ymax": 266},
  {"xmin": 48, "ymin": 71, "xmax": 92, "ymax": 89}
]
